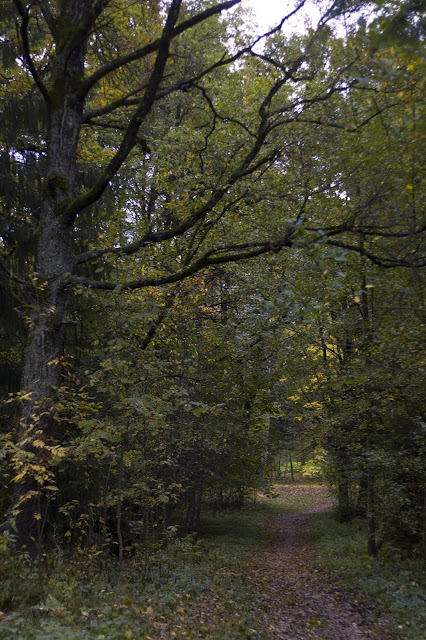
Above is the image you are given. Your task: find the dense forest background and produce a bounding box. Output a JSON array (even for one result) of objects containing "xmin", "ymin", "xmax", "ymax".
[{"xmin": 0, "ymin": 0, "xmax": 424, "ymax": 567}]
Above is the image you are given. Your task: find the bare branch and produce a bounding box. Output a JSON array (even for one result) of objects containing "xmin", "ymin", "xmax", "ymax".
[
  {"xmin": 81, "ymin": 1, "xmax": 318, "ymax": 134},
  {"xmin": 73, "ymin": 135, "xmax": 281, "ymax": 268}
]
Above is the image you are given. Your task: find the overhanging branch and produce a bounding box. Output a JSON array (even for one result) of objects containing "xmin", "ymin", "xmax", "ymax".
[{"xmin": 68, "ymin": 236, "xmax": 294, "ymax": 291}]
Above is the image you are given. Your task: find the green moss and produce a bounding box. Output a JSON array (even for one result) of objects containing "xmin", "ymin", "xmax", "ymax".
[{"xmin": 45, "ymin": 172, "xmax": 70, "ymax": 196}]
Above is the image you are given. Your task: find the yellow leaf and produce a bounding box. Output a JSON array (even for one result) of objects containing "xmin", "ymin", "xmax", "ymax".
[{"xmin": 13, "ymin": 471, "xmax": 26, "ymax": 483}]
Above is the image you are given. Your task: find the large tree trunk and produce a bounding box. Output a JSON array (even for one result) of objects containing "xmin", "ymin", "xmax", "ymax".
[
  {"xmin": 12, "ymin": 8, "xmax": 86, "ymax": 552},
  {"xmin": 13, "ymin": 227, "xmax": 73, "ymax": 552}
]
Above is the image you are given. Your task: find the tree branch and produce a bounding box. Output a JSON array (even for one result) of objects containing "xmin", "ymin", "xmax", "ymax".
[
  {"xmin": 68, "ymin": 236, "xmax": 294, "ymax": 291},
  {"xmin": 73, "ymin": 135, "xmax": 281, "ymax": 268},
  {"xmin": 138, "ymin": 286, "xmax": 179, "ymax": 351},
  {"xmin": 37, "ymin": 0, "xmax": 56, "ymax": 34},
  {"xmin": 82, "ymin": 92, "xmax": 144, "ymax": 124},
  {"xmin": 82, "ymin": 0, "xmax": 241, "ymax": 96},
  {"xmin": 80, "ymin": 1, "xmax": 319, "ymax": 155},
  {"xmin": 324, "ymin": 239, "xmax": 425, "ymax": 268},
  {"xmin": 13, "ymin": 0, "xmax": 50, "ymax": 102},
  {"xmin": 62, "ymin": 0, "xmax": 183, "ymax": 224}
]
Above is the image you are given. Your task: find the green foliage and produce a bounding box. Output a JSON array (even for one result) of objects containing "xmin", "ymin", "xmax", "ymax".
[{"xmin": 0, "ymin": 0, "xmax": 424, "ymax": 564}]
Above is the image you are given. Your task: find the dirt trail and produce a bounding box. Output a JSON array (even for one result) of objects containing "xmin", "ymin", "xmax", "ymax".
[{"xmin": 252, "ymin": 486, "xmax": 394, "ymax": 640}]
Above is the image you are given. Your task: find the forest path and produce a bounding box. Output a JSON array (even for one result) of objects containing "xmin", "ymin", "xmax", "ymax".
[{"xmin": 251, "ymin": 485, "xmax": 394, "ymax": 640}]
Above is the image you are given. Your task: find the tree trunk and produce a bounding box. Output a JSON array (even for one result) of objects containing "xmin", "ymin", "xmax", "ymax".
[
  {"xmin": 337, "ymin": 472, "xmax": 353, "ymax": 522},
  {"xmin": 117, "ymin": 447, "xmax": 124, "ymax": 564},
  {"xmin": 423, "ymin": 480, "xmax": 426, "ymax": 565},
  {"xmin": 12, "ymin": 11, "xmax": 86, "ymax": 552},
  {"xmin": 367, "ymin": 472, "xmax": 378, "ymax": 557},
  {"xmin": 13, "ymin": 212, "xmax": 76, "ymax": 553},
  {"xmin": 356, "ymin": 472, "xmax": 368, "ymax": 516},
  {"xmin": 194, "ymin": 484, "xmax": 202, "ymax": 530}
]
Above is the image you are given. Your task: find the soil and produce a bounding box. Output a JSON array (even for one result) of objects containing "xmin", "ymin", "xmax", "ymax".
[{"xmin": 251, "ymin": 485, "xmax": 397, "ymax": 640}]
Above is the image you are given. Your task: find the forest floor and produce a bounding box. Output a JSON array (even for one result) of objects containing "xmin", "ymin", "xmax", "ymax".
[
  {"xmin": 250, "ymin": 485, "xmax": 395, "ymax": 640},
  {"xmin": 1, "ymin": 484, "xmax": 424, "ymax": 639}
]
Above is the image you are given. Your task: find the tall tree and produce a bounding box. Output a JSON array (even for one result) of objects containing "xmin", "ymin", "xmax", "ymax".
[{"xmin": 0, "ymin": 0, "xmax": 423, "ymax": 553}]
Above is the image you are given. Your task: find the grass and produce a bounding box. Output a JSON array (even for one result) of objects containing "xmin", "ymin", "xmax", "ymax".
[
  {"xmin": 0, "ymin": 501, "xmax": 277, "ymax": 640},
  {"xmin": 313, "ymin": 511, "xmax": 426, "ymax": 640}
]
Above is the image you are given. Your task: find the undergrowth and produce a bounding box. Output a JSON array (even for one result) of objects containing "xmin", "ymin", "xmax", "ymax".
[
  {"xmin": 313, "ymin": 512, "xmax": 426, "ymax": 640},
  {"xmin": 0, "ymin": 502, "xmax": 276, "ymax": 640},
  {"xmin": 4, "ymin": 485, "xmax": 421, "ymax": 640}
]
